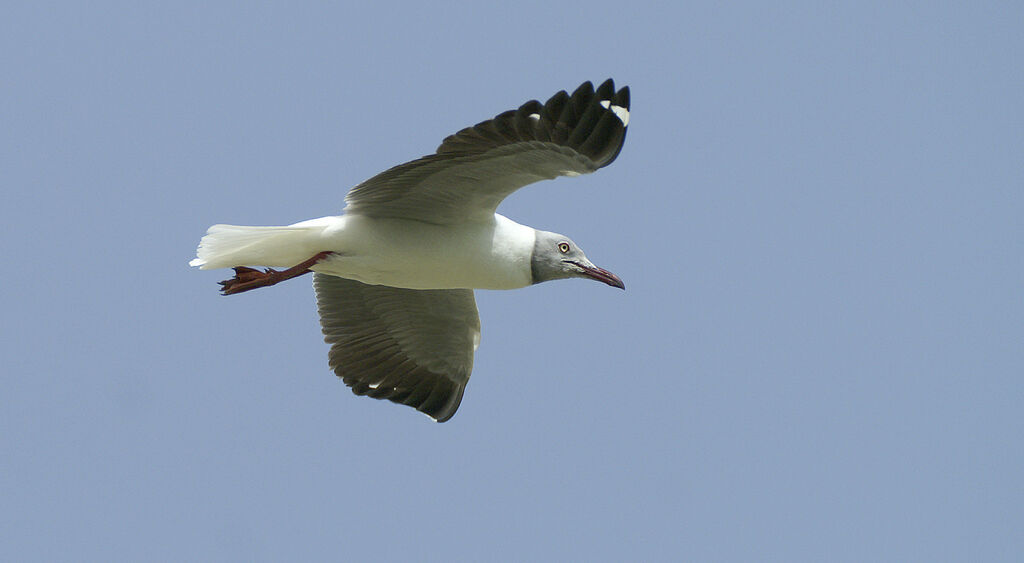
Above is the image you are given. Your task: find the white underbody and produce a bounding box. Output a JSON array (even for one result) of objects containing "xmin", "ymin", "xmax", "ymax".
[{"xmin": 190, "ymin": 213, "xmax": 537, "ymax": 290}]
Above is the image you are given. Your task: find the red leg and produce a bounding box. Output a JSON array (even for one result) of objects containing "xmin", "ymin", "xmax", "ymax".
[{"xmin": 219, "ymin": 251, "xmax": 334, "ymax": 295}]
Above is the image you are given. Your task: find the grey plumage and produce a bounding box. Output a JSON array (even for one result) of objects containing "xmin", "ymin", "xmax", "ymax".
[{"xmin": 194, "ymin": 79, "xmax": 630, "ymax": 422}]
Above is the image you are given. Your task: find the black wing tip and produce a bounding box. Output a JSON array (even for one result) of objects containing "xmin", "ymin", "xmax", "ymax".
[
  {"xmin": 572, "ymin": 78, "xmax": 629, "ymax": 105},
  {"xmin": 540, "ymin": 79, "xmax": 629, "ymax": 166},
  {"xmin": 615, "ymin": 84, "xmax": 630, "ymax": 110},
  {"xmin": 335, "ymin": 365, "xmax": 465, "ymax": 422},
  {"xmin": 341, "ymin": 372, "xmax": 464, "ymax": 422},
  {"xmin": 436, "ymin": 79, "xmax": 630, "ymax": 164},
  {"xmin": 426, "ymin": 382, "xmax": 465, "ymax": 422},
  {"xmin": 566, "ymin": 79, "xmax": 630, "ymax": 167}
]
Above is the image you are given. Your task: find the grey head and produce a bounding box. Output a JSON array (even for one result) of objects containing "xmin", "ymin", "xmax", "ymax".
[{"xmin": 530, "ymin": 230, "xmax": 625, "ymax": 289}]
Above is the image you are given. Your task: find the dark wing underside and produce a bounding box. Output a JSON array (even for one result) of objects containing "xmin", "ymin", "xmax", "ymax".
[
  {"xmin": 343, "ymin": 79, "xmax": 630, "ymax": 223},
  {"xmin": 313, "ymin": 273, "xmax": 481, "ymax": 422}
]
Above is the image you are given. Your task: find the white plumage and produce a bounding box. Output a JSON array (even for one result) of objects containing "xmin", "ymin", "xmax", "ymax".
[{"xmin": 191, "ymin": 79, "xmax": 630, "ymax": 422}]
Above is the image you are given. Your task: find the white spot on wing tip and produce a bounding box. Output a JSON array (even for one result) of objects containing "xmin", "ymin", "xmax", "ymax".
[
  {"xmin": 562, "ymin": 170, "xmax": 582, "ymax": 177},
  {"xmin": 599, "ymin": 100, "xmax": 629, "ymax": 126}
]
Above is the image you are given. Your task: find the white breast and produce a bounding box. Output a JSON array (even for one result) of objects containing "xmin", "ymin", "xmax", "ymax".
[{"xmin": 309, "ymin": 213, "xmax": 537, "ymax": 290}]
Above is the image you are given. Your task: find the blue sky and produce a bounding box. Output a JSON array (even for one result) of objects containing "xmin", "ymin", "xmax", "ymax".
[{"xmin": 3, "ymin": 2, "xmax": 1022, "ymax": 561}]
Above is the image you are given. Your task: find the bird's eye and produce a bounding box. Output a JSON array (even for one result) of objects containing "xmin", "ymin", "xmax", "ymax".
[{"xmin": 557, "ymin": 242, "xmax": 571, "ymax": 253}]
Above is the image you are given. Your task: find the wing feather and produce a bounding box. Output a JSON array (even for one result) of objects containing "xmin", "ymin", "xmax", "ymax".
[
  {"xmin": 343, "ymin": 79, "xmax": 630, "ymax": 223},
  {"xmin": 314, "ymin": 273, "xmax": 480, "ymax": 422}
]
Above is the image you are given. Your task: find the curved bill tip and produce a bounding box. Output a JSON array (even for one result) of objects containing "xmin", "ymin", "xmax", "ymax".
[{"xmin": 581, "ymin": 265, "xmax": 625, "ymax": 290}]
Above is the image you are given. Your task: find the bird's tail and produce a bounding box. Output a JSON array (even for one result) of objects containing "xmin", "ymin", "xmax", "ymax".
[{"xmin": 189, "ymin": 224, "xmax": 322, "ymax": 270}]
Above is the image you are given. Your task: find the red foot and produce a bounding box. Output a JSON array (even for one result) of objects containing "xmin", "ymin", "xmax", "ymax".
[
  {"xmin": 219, "ymin": 267, "xmax": 281, "ymax": 295},
  {"xmin": 218, "ymin": 251, "xmax": 333, "ymax": 295}
]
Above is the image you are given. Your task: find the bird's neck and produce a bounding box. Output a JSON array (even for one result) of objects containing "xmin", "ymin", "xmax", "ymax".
[{"xmin": 487, "ymin": 214, "xmax": 538, "ymax": 287}]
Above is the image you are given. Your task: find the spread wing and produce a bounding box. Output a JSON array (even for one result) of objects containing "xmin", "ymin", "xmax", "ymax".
[
  {"xmin": 342, "ymin": 79, "xmax": 630, "ymax": 223},
  {"xmin": 313, "ymin": 273, "xmax": 481, "ymax": 422}
]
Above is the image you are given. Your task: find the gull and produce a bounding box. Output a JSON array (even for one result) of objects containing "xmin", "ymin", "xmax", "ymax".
[{"xmin": 191, "ymin": 79, "xmax": 630, "ymax": 422}]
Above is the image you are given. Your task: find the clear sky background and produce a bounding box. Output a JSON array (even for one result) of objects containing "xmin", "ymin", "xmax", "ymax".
[{"xmin": 3, "ymin": 2, "xmax": 1022, "ymax": 561}]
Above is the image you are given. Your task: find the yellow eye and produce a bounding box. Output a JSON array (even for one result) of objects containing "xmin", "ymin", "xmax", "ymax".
[{"xmin": 557, "ymin": 242, "xmax": 571, "ymax": 253}]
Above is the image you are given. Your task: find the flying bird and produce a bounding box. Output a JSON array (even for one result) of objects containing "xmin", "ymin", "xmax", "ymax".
[{"xmin": 191, "ymin": 79, "xmax": 630, "ymax": 422}]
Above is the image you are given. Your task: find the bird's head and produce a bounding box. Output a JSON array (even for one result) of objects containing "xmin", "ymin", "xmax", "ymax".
[{"xmin": 530, "ymin": 230, "xmax": 624, "ymax": 289}]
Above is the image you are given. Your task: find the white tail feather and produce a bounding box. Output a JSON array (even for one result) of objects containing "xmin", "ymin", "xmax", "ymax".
[{"xmin": 189, "ymin": 224, "xmax": 321, "ymax": 270}]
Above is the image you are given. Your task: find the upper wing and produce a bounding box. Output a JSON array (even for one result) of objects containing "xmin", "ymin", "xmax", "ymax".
[
  {"xmin": 343, "ymin": 79, "xmax": 630, "ymax": 223},
  {"xmin": 313, "ymin": 273, "xmax": 481, "ymax": 422}
]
